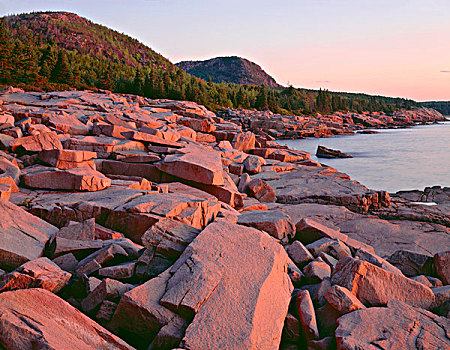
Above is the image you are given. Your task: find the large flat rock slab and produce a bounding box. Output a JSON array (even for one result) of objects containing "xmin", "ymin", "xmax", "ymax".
[
  {"xmin": 164, "ymin": 220, "xmax": 293, "ymax": 349},
  {"xmin": 157, "ymin": 146, "xmax": 224, "ymax": 185},
  {"xmin": 0, "ymin": 288, "xmax": 134, "ymax": 349},
  {"xmin": 0, "ymin": 200, "xmax": 58, "ymax": 271},
  {"xmin": 267, "ymin": 167, "xmax": 390, "ymax": 213},
  {"xmin": 272, "ymin": 203, "xmax": 450, "ymax": 257},
  {"xmin": 65, "ymin": 136, "xmax": 146, "ymax": 158},
  {"xmin": 21, "ymin": 187, "xmax": 219, "ymax": 244},
  {"xmin": 335, "ymin": 299, "xmax": 450, "ymax": 350},
  {"xmin": 21, "ymin": 165, "xmax": 111, "ymax": 191}
]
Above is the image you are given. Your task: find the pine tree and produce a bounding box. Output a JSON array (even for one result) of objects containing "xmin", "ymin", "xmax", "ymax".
[
  {"xmin": 39, "ymin": 45, "xmax": 57, "ymax": 78},
  {"xmin": 255, "ymin": 85, "xmax": 269, "ymax": 110},
  {"xmin": 51, "ymin": 51, "xmax": 73, "ymax": 84}
]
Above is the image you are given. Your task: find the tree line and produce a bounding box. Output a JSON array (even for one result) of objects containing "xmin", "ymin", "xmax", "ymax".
[{"xmin": 0, "ymin": 15, "xmax": 418, "ymax": 115}]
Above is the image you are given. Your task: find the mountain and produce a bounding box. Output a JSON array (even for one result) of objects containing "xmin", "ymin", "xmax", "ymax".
[
  {"xmin": 3, "ymin": 11, "xmax": 173, "ymax": 70},
  {"xmin": 421, "ymin": 101, "xmax": 450, "ymax": 115},
  {"xmin": 177, "ymin": 56, "xmax": 281, "ymax": 88}
]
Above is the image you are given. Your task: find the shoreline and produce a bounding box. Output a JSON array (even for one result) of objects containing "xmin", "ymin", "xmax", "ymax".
[
  {"xmin": 0, "ymin": 88, "xmax": 448, "ymax": 349},
  {"xmin": 277, "ymin": 121, "xmax": 450, "ymax": 194}
]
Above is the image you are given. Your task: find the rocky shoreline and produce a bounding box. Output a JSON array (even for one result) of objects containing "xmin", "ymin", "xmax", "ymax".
[
  {"xmin": 0, "ymin": 87, "xmax": 448, "ymax": 349},
  {"xmin": 218, "ymin": 106, "xmax": 447, "ymax": 139}
]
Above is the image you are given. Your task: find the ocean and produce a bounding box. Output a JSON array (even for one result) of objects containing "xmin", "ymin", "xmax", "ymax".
[{"xmin": 277, "ymin": 121, "xmax": 450, "ymax": 193}]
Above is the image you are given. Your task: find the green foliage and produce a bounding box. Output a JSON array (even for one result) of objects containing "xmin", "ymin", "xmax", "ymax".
[{"xmin": 0, "ymin": 12, "xmax": 419, "ymax": 115}]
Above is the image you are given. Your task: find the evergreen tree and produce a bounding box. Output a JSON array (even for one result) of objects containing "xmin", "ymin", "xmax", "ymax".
[
  {"xmin": 255, "ymin": 85, "xmax": 269, "ymax": 110},
  {"xmin": 39, "ymin": 45, "xmax": 57, "ymax": 78},
  {"xmin": 51, "ymin": 51, "xmax": 73, "ymax": 84}
]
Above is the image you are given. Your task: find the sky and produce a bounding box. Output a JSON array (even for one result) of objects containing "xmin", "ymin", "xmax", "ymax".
[{"xmin": 1, "ymin": 0, "xmax": 449, "ymax": 101}]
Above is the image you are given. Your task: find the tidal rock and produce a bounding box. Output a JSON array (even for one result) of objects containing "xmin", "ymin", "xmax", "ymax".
[
  {"xmin": 355, "ymin": 248, "xmax": 403, "ymax": 275},
  {"xmin": 46, "ymin": 113, "xmax": 90, "ymax": 135},
  {"xmin": 0, "ymin": 183, "xmax": 11, "ymax": 199},
  {"xmin": 65, "ymin": 136, "xmax": 146, "ymax": 158},
  {"xmin": 56, "ymin": 218, "xmax": 96, "ymax": 240},
  {"xmin": 335, "ymin": 299, "xmax": 450, "ymax": 350},
  {"xmin": 0, "ymin": 156, "xmax": 20, "ymax": 192},
  {"xmin": 316, "ymin": 145, "xmax": 353, "ymax": 159},
  {"xmin": 106, "ymin": 191, "xmax": 219, "ymax": 242},
  {"xmin": 268, "ymin": 168, "xmax": 390, "ymax": 212},
  {"xmin": 98, "ymin": 262, "xmax": 135, "ymax": 280},
  {"xmin": 282, "ymin": 313, "xmax": 300, "ymax": 343},
  {"xmin": 331, "ymin": 256, "xmax": 435, "ymax": 309},
  {"xmin": 238, "ymin": 173, "xmax": 251, "ymax": 193},
  {"xmin": 0, "ymin": 257, "xmax": 71, "ymax": 293},
  {"xmin": 0, "ymin": 288, "xmax": 133, "ymax": 349},
  {"xmin": 140, "ymin": 218, "xmax": 200, "ymax": 259},
  {"xmin": 237, "ymin": 210, "xmax": 295, "ymax": 242},
  {"xmin": 0, "ymin": 200, "xmax": 58, "ymax": 271},
  {"xmin": 21, "ymin": 165, "xmax": 111, "ymax": 191},
  {"xmin": 81, "ymin": 278, "xmax": 132, "ymax": 313},
  {"xmin": 161, "ymin": 220, "xmax": 293, "ymax": 349}
]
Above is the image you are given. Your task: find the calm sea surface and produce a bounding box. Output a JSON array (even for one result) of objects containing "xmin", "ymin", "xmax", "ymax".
[{"xmin": 277, "ymin": 121, "xmax": 450, "ymax": 193}]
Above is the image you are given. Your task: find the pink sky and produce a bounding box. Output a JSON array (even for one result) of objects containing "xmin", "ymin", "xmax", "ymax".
[{"xmin": 2, "ymin": 0, "xmax": 449, "ymax": 101}]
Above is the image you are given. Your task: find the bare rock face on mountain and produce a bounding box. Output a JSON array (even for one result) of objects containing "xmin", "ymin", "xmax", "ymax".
[
  {"xmin": 0, "ymin": 288, "xmax": 134, "ymax": 349},
  {"xmin": 0, "ymin": 200, "xmax": 58, "ymax": 271},
  {"xmin": 177, "ymin": 56, "xmax": 281, "ymax": 87},
  {"xmin": 335, "ymin": 299, "xmax": 450, "ymax": 350}
]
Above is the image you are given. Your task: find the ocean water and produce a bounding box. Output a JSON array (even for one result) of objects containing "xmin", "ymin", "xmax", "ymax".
[{"xmin": 277, "ymin": 121, "xmax": 450, "ymax": 193}]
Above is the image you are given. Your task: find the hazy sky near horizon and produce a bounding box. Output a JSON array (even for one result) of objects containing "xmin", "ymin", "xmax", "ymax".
[{"xmin": 2, "ymin": 0, "xmax": 449, "ymax": 101}]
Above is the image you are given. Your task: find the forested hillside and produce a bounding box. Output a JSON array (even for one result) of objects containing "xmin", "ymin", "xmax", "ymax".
[
  {"xmin": 421, "ymin": 101, "xmax": 450, "ymax": 115},
  {"xmin": 0, "ymin": 11, "xmax": 418, "ymax": 114}
]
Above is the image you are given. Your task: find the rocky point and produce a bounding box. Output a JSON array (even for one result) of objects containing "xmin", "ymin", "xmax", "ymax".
[{"xmin": 0, "ymin": 87, "xmax": 448, "ymax": 349}]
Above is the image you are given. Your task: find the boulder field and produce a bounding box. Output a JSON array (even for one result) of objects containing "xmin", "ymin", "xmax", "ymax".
[{"xmin": 0, "ymin": 87, "xmax": 448, "ymax": 349}]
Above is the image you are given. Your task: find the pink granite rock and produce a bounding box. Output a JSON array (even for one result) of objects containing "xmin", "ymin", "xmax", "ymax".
[
  {"xmin": 39, "ymin": 149, "xmax": 97, "ymax": 169},
  {"xmin": 0, "ymin": 288, "xmax": 133, "ymax": 349},
  {"xmin": 331, "ymin": 256, "xmax": 435, "ymax": 309},
  {"xmin": 10, "ymin": 131, "xmax": 63, "ymax": 153},
  {"xmin": 21, "ymin": 166, "xmax": 111, "ymax": 191}
]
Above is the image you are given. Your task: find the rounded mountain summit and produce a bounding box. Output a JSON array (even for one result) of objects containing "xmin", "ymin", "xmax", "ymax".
[{"xmin": 177, "ymin": 56, "xmax": 281, "ymax": 87}]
